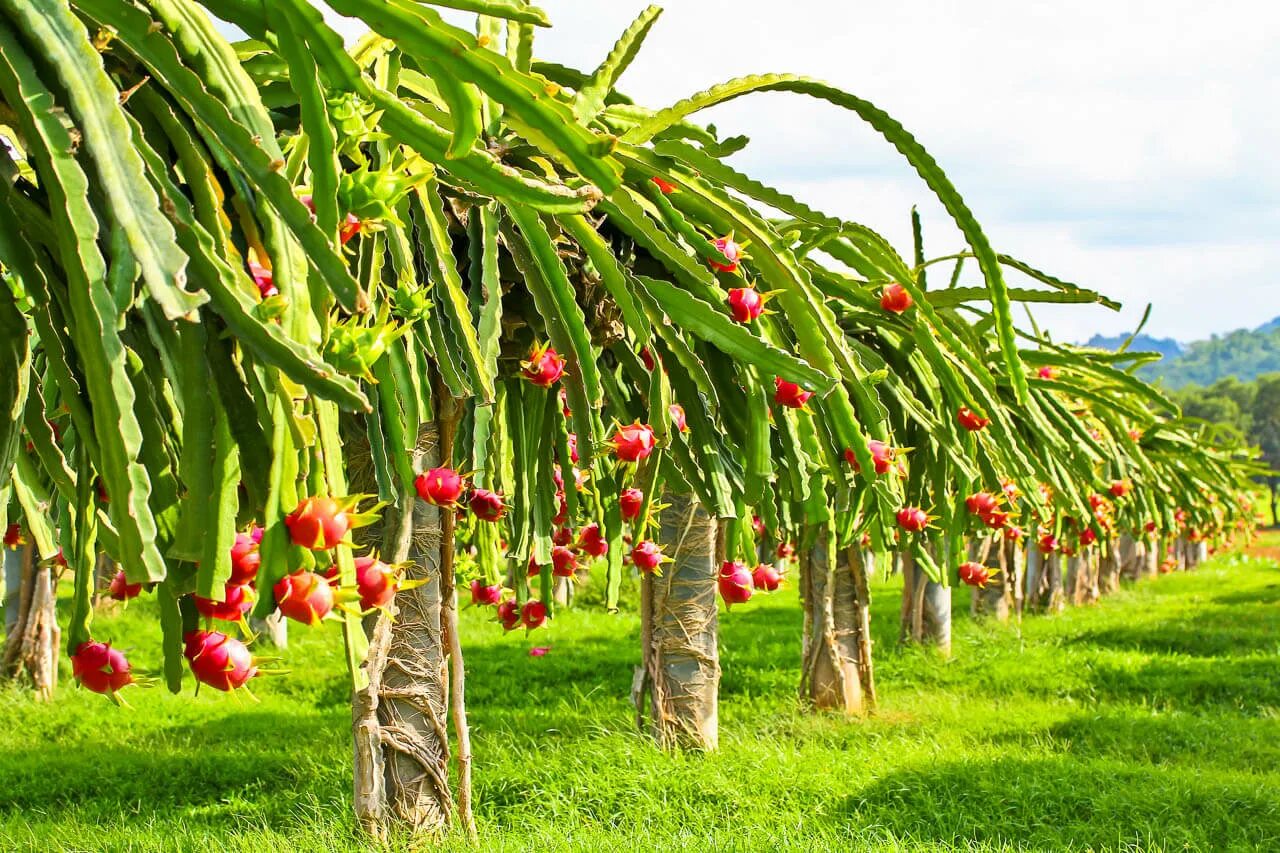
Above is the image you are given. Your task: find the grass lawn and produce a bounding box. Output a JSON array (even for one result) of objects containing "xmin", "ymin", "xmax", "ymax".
[{"xmin": 1, "ymin": 535, "xmax": 1277, "ymax": 852}]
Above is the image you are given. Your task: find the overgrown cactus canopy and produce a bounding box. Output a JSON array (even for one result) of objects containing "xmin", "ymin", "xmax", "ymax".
[{"xmin": 0, "ymin": 0, "xmax": 1263, "ymax": 838}]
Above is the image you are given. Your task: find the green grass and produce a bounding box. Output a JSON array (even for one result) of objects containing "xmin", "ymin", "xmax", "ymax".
[{"xmin": 2, "ymin": 539, "xmax": 1279, "ymax": 852}]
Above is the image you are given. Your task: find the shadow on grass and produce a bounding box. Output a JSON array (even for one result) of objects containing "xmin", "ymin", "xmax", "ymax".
[
  {"xmin": 1070, "ymin": 602, "xmax": 1280, "ymax": 658},
  {"xmin": 841, "ymin": 755, "xmax": 1280, "ymax": 850},
  {"xmin": 0, "ymin": 710, "xmax": 346, "ymax": 813}
]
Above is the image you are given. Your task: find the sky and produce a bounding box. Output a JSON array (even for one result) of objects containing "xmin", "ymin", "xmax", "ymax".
[{"xmin": 297, "ymin": 2, "xmax": 1280, "ymax": 343}]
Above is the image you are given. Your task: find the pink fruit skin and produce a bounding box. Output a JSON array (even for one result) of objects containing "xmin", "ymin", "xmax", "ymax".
[
  {"xmin": 184, "ymin": 631, "xmax": 258, "ymax": 691},
  {"xmin": 522, "ymin": 600, "xmax": 547, "ymax": 630},
  {"xmin": 470, "ymin": 580, "xmax": 503, "ymax": 607},
  {"xmin": 284, "ymin": 497, "xmax": 350, "ymax": 550},
  {"xmin": 108, "ymin": 570, "xmax": 142, "ymax": 601},
  {"xmin": 415, "ymin": 467, "xmax": 464, "ymax": 506},
  {"xmin": 751, "ymin": 563, "xmax": 782, "ymax": 592},
  {"xmin": 273, "ymin": 570, "xmax": 335, "ymax": 625},
  {"xmin": 194, "ymin": 582, "xmax": 255, "ymax": 621},
  {"xmin": 718, "ymin": 561, "xmax": 754, "ymax": 607},
  {"xmin": 71, "ymin": 641, "xmax": 133, "ymax": 694}
]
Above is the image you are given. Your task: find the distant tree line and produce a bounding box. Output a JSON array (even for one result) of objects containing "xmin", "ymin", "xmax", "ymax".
[
  {"xmin": 1171, "ymin": 374, "xmax": 1280, "ymax": 521},
  {"xmin": 1142, "ymin": 325, "xmax": 1280, "ymax": 389}
]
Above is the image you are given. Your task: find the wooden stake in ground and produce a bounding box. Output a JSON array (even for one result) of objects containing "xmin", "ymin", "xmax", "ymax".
[
  {"xmin": 1, "ymin": 545, "xmax": 59, "ymax": 701},
  {"xmin": 352, "ymin": 417, "xmax": 464, "ymax": 838},
  {"xmin": 900, "ymin": 539, "xmax": 952, "ymax": 656},
  {"xmin": 800, "ymin": 528, "xmax": 875, "ymax": 713},
  {"xmin": 636, "ymin": 493, "xmax": 719, "ymax": 750}
]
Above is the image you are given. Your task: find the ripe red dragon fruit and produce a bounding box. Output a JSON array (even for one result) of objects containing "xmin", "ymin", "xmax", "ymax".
[
  {"xmin": 552, "ymin": 526, "xmax": 573, "ymax": 547},
  {"xmin": 965, "ymin": 492, "xmax": 1000, "ymax": 517},
  {"xmin": 470, "ymin": 579, "xmax": 503, "ymax": 606},
  {"xmin": 194, "ymin": 582, "xmax": 256, "ymax": 622},
  {"xmin": 958, "ymin": 561, "xmax": 991, "ymax": 588},
  {"xmin": 578, "ymin": 523, "xmax": 608, "ymax": 557},
  {"xmin": 273, "ymin": 569, "xmax": 335, "ymax": 625},
  {"xmin": 553, "ymin": 491, "xmax": 569, "ymax": 527},
  {"xmin": 956, "ymin": 407, "xmax": 990, "ymax": 431},
  {"xmin": 1109, "ymin": 480, "xmax": 1130, "ymax": 498},
  {"xmin": 468, "ymin": 488, "xmax": 506, "ymax": 522},
  {"xmin": 184, "ymin": 630, "xmax": 258, "ymax": 692},
  {"xmin": 3, "ymin": 523, "xmax": 24, "ymax": 549},
  {"xmin": 727, "ymin": 286, "xmax": 764, "ymax": 323},
  {"xmin": 521, "ymin": 599, "xmax": 548, "ymax": 630},
  {"xmin": 1004, "ymin": 525, "xmax": 1025, "ymax": 542},
  {"xmin": 751, "ymin": 515, "xmax": 767, "ymax": 537},
  {"xmin": 709, "ymin": 234, "xmax": 743, "ymax": 273},
  {"xmin": 610, "ymin": 422, "xmax": 656, "ymax": 462},
  {"xmin": 551, "ymin": 546, "xmax": 578, "ymax": 578},
  {"xmin": 773, "ymin": 377, "xmax": 813, "ymax": 409},
  {"xmin": 651, "ymin": 176, "xmax": 677, "ymax": 194},
  {"xmin": 108, "ymin": 570, "xmax": 142, "ymax": 602},
  {"xmin": 415, "ymin": 467, "xmax": 465, "ymax": 507},
  {"xmin": 982, "ymin": 510, "xmax": 1010, "ymax": 530},
  {"xmin": 228, "ymin": 532, "xmax": 261, "ymax": 585},
  {"xmin": 522, "ymin": 343, "xmax": 566, "ymax": 388},
  {"xmin": 718, "ymin": 561, "xmax": 754, "ymax": 607},
  {"xmin": 880, "ymin": 282, "xmax": 913, "ymax": 313},
  {"xmin": 71, "ymin": 640, "xmax": 133, "ymax": 696},
  {"xmin": 777, "ymin": 541, "xmax": 796, "ymax": 560},
  {"xmin": 1144, "ymin": 520, "xmax": 1157, "ymax": 534},
  {"xmin": 1078, "ymin": 528, "xmax": 1098, "ymax": 547},
  {"xmin": 751, "ymin": 562, "xmax": 782, "ymax": 592},
  {"xmin": 1037, "ymin": 366, "xmax": 1058, "ymax": 380},
  {"xmin": 1001, "ymin": 479, "xmax": 1021, "ymax": 501},
  {"xmin": 669, "ymin": 403, "xmax": 688, "ymax": 433},
  {"xmin": 284, "ymin": 497, "xmax": 350, "ymax": 550},
  {"xmin": 496, "ymin": 598, "xmax": 521, "ymax": 631},
  {"xmin": 1037, "ymin": 533, "xmax": 1058, "ymax": 554},
  {"xmin": 620, "ymin": 488, "xmax": 643, "ymax": 521},
  {"xmin": 630, "ymin": 540, "xmax": 664, "ymax": 574},
  {"xmin": 248, "ymin": 258, "xmax": 278, "ymax": 299},
  {"xmin": 567, "ymin": 432, "xmax": 580, "ymax": 463},
  {"xmin": 896, "ymin": 507, "xmax": 930, "ymax": 533},
  {"xmin": 351, "ymin": 555, "xmax": 397, "ymax": 611},
  {"xmin": 844, "ymin": 439, "xmax": 895, "ymax": 475}
]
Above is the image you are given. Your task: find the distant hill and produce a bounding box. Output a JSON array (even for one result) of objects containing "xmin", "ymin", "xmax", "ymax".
[
  {"xmin": 1084, "ymin": 332, "xmax": 1183, "ymax": 359},
  {"xmin": 1087, "ymin": 317, "xmax": 1280, "ymax": 390}
]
